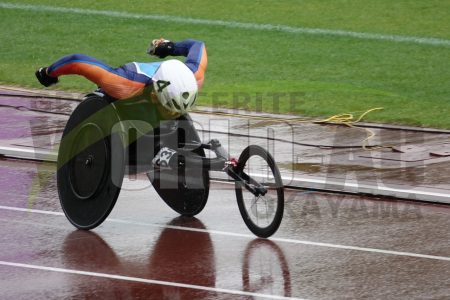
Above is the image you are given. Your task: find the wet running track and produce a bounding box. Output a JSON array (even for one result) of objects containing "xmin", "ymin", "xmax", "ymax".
[{"xmin": 0, "ymin": 158, "xmax": 449, "ymax": 299}]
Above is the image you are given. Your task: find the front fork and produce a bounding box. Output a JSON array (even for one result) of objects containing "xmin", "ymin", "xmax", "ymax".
[{"xmin": 208, "ymin": 139, "xmax": 268, "ymax": 197}]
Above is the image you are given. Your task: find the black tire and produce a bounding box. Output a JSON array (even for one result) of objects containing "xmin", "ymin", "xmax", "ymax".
[
  {"xmin": 57, "ymin": 94, "xmax": 125, "ymax": 230},
  {"xmin": 235, "ymin": 145, "xmax": 284, "ymax": 238}
]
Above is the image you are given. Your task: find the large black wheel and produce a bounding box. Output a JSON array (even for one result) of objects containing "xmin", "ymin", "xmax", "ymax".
[
  {"xmin": 148, "ymin": 115, "xmax": 210, "ymax": 216},
  {"xmin": 57, "ymin": 94, "xmax": 125, "ymax": 229},
  {"xmin": 235, "ymin": 145, "xmax": 284, "ymax": 238}
]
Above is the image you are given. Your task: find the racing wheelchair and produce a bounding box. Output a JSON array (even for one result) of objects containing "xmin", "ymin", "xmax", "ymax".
[{"xmin": 57, "ymin": 92, "xmax": 284, "ymax": 238}]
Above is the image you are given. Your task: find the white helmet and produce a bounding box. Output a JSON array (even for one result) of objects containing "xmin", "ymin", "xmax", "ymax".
[{"xmin": 152, "ymin": 59, "xmax": 198, "ymax": 114}]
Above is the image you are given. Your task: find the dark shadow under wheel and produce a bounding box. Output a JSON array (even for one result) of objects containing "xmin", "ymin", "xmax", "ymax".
[
  {"xmin": 235, "ymin": 145, "xmax": 284, "ymax": 238},
  {"xmin": 57, "ymin": 95, "xmax": 125, "ymax": 230}
]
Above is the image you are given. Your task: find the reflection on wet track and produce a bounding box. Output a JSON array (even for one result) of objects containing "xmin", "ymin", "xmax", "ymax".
[{"xmin": 0, "ymin": 158, "xmax": 449, "ymax": 299}]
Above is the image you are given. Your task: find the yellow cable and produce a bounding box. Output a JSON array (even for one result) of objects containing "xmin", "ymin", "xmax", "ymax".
[
  {"xmin": 355, "ymin": 107, "xmax": 384, "ymax": 122},
  {"xmin": 312, "ymin": 107, "xmax": 384, "ymax": 150}
]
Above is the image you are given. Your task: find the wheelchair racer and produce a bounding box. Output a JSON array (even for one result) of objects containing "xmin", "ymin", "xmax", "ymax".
[{"xmin": 35, "ymin": 38, "xmax": 207, "ymax": 169}]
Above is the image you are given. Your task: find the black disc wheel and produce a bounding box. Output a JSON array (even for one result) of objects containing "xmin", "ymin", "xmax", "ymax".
[
  {"xmin": 68, "ymin": 123, "xmax": 108, "ymax": 200},
  {"xmin": 149, "ymin": 152, "xmax": 210, "ymax": 217},
  {"xmin": 235, "ymin": 145, "xmax": 284, "ymax": 238},
  {"xmin": 57, "ymin": 94, "xmax": 125, "ymax": 230},
  {"xmin": 147, "ymin": 114, "xmax": 210, "ymax": 217}
]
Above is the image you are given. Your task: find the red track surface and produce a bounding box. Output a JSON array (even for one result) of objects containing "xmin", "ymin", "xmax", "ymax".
[{"xmin": 0, "ymin": 158, "xmax": 449, "ymax": 299}]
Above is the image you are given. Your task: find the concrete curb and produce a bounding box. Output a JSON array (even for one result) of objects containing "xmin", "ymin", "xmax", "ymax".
[
  {"xmin": 0, "ymin": 146, "xmax": 57, "ymax": 162},
  {"xmin": 208, "ymin": 171, "xmax": 450, "ymax": 205},
  {"xmin": 1, "ymin": 145, "xmax": 447, "ymax": 205},
  {"xmin": 2, "ymin": 85, "xmax": 450, "ymax": 134}
]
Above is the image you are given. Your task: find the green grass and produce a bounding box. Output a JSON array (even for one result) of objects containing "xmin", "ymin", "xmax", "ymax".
[{"xmin": 0, "ymin": 0, "xmax": 450, "ymax": 128}]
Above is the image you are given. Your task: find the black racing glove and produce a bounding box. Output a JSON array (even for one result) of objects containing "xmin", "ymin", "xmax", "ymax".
[
  {"xmin": 147, "ymin": 39, "xmax": 175, "ymax": 59},
  {"xmin": 35, "ymin": 67, "xmax": 59, "ymax": 87}
]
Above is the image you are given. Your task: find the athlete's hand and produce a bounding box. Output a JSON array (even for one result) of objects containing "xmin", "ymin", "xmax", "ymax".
[{"xmin": 147, "ymin": 38, "xmax": 175, "ymax": 58}]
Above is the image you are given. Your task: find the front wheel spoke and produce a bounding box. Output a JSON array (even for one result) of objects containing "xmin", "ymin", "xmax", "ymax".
[
  {"xmin": 250, "ymin": 197, "xmax": 262, "ymax": 224},
  {"xmin": 250, "ymin": 197, "xmax": 259, "ymax": 207},
  {"xmin": 249, "ymin": 196, "xmax": 273, "ymax": 226}
]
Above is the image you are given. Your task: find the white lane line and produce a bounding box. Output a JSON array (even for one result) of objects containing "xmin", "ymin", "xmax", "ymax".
[
  {"xmin": 111, "ymin": 219, "xmax": 450, "ymax": 262},
  {"xmin": 0, "ymin": 2, "xmax": 449, "ymax": 47},
  {"xmin": 0, "ymin": 261, "xmax": 304, "ymax": 300},
  {"xmin": 0, "ymin": 205, "xmax": 64, "ymax": 216},
  {"xmin": 1, "ymin": 205, "xmax": 450, "ymax": 262}
]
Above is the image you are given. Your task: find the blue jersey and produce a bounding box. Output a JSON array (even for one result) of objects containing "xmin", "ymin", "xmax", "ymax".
[{"xmin": 47, "ymin": 39, "xmax": 207, "ymax": 100}]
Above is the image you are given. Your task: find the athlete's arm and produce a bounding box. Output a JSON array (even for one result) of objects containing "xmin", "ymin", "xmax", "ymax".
[
  {"xmin": 172, "ymin": 39, "xmax": 208, "ymax": 89},
  {"xmin": 41, "ymin": 54, "xmax": 148, "ymax": 100},
  {"xmin": 148, "ymin": 38, "xmax": 208, "ymax": 88}
]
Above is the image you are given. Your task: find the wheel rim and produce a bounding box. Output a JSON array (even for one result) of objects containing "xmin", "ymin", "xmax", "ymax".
[
  {"xmin": 239, "ymin": 155, "xmax": 282, "ymax": 229},
  {"xmin": 235, "ymin": 145, "xmax": 284, "ymax": 238},
  {"xmin": 68, "ymin": 123, "xmax": 108, "ymax": 199}
]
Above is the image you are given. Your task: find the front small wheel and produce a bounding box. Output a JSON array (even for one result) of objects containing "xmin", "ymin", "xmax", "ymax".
[{"xmin": 234, "ymin": 145, "xmax": 284, "ymax": 238}]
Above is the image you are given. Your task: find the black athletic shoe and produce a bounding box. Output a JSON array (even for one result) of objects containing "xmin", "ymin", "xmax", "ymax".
[{"xmin": 35, "ymin": 67, "xmax": 58, "ymax": 87}]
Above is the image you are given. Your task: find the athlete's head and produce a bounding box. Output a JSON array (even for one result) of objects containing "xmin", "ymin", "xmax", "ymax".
[{"xmin": 152, "ymin": 59, "xmax": 198, "ymax": 114}]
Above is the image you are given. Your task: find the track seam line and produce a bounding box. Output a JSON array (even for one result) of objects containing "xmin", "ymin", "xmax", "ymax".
[
  {"xmin": 1, "ymin": 205, "xmax": 449, "ymax": 262},
  {"xmin": 0, "ymin": 2, "xmax": 449, "ymax": 47}
]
